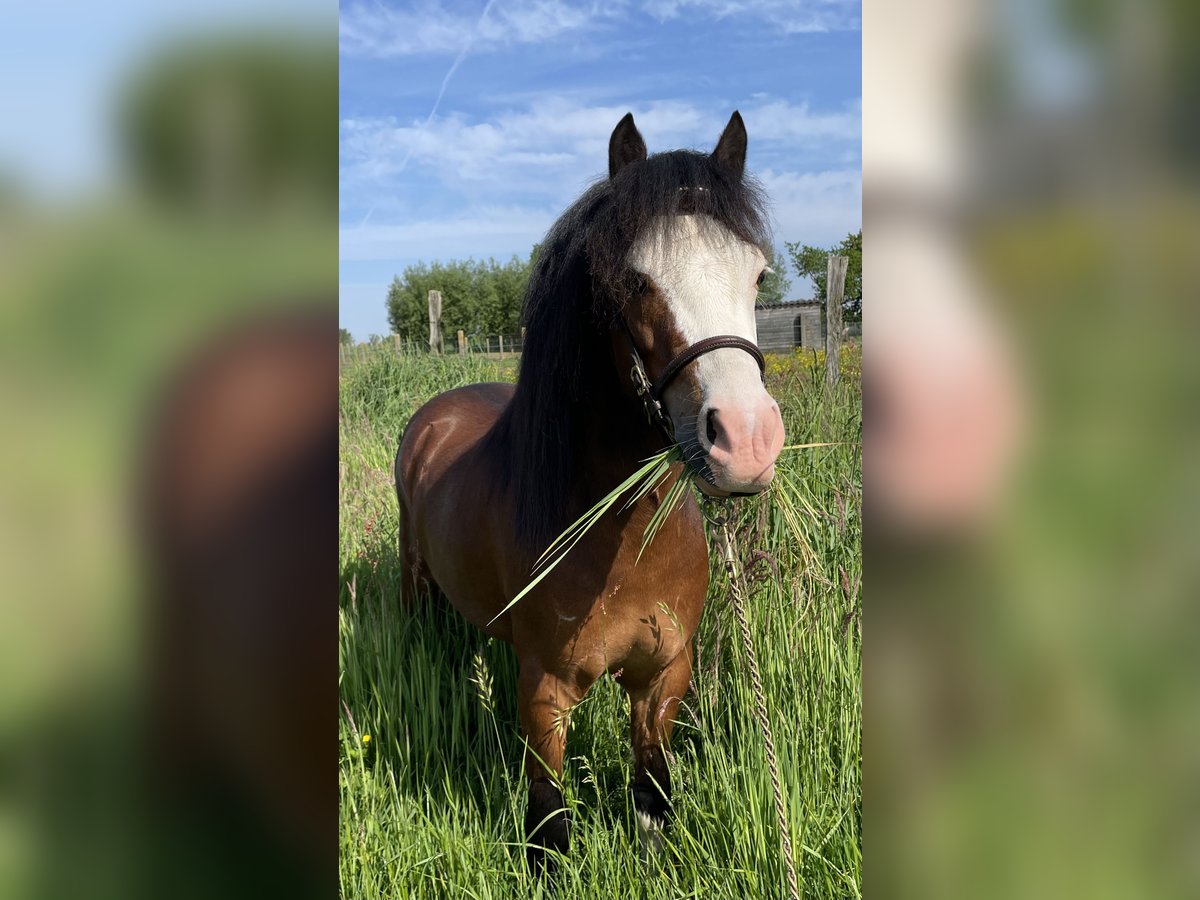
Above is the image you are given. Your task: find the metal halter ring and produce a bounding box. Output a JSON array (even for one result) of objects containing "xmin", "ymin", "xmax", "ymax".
[
  {"xmin": 701, "ymin": 496, "xmax": 734, "ymax": 527},
  {"xmin": 630, "ymin": 352, "xmax": 675, "ymax": 438},
  {"xmin": 630, "ymin": 357, "xmax": 652, "ymax": 397}
]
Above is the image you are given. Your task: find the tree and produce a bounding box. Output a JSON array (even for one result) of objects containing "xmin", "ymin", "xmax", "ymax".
[
  {"xmin": 338, "ymin": 328, "xmax": 353, "ymax": 345},
  {"xmin": 386, "ymin": 254, "xmax": 532, "ymax": 343},
  {"xmin": 756, "ymin": 246, "xmax": 792, "ymax": 305},
  {"xmin": 784, "ymin": 230, "xmax": 862, "ymax": 320}
]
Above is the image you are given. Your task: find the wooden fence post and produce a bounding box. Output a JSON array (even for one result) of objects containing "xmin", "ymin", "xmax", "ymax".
[
  {"xmin": 457, "ymin": 329, "xmax": 467, "ymax": 354},
  {"xmin": 499, "ymin": 335, "xmax": 506, "ymax": 359},
  {"xmin": 428, "ymin": 290, "xmax": 443, "ymax": 355},
  {"xmin": 825, "ymin": 255, "xmax": 848, "ymax": 388}
]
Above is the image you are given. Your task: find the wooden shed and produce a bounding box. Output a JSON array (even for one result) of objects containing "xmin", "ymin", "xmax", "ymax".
[{"xmin": 754, "ymin": 299, "xmax": 825, "ymax": 352}]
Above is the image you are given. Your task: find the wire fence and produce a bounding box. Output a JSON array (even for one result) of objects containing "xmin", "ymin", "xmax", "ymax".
[
  {"xmin": 339, "ymin": 332, "xmax": 526, "ymax": 367},
  {"xmin": 339, "ymin": 321, "xmax": 860, "ymax": 367}
]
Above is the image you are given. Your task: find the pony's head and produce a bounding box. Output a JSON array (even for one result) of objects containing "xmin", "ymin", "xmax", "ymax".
[
  {"xmin": 608, "ymin": 112, "xmax": 785, "ymax": 495},
  {"xmin": 500, "ymin": 110, "xmax": 786, "ymax": 547}
]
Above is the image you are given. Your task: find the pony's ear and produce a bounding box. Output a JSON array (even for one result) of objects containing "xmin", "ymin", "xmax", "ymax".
[
  {"xmin": 609, "ymin": 112, "xmax": 647, "ymax": 178},
  {"xmin": 712, "ymin": 110, "xmax": 747, "ymax": 176}
]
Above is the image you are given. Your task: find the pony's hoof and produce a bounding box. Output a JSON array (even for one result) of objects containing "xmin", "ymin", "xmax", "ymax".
[
  {"xmin": 525, "ymin": 778, "xmax": 569, "ymax": 878},
  {"xmin": 525, "ymin": 842, "xmax": 560, "ymax": 880}
]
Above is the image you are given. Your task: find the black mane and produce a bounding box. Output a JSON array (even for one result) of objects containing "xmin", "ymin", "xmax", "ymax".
[{"xmin": 486, "ymin": 148, "xmax": 771, "ymax": 551}]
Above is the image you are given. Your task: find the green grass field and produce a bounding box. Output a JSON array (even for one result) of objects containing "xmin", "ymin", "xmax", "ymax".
[{"xmin": 339, "ymin": 346, "xmax": 862, "ymax": 899}]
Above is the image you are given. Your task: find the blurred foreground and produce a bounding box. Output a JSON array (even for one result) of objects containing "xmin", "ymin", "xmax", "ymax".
[
  {"xmin": 866, "ymin": 0, "xmax": 1200, "ymax": 896},
  {"xmin": 0, "ymin": 13, "xmax": 334, "ymax": 900}
]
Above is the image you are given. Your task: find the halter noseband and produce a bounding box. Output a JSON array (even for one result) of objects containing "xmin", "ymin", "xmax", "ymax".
[{"xmin": 620, "ymin": 319, "xmax": 766, "ymax": 444}]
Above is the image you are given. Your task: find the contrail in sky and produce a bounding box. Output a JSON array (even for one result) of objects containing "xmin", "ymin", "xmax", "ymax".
[{"xmin": 357, "ymin": 0, "xmax": 499, "ymax": 228}]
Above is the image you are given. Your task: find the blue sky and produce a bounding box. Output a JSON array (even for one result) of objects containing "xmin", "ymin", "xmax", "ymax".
[{"xmin": 340, "ymin": 0, "xmax": 861, "ymax": 340}]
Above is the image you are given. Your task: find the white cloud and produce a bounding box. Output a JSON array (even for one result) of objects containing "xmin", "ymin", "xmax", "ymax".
[
  {"xmin": 338, "ymin": 97, "xmax": 721, "ymax": 220},
  {"xmin": 759, "ymin": 167, "xmax": 861, "ymax": 250},
  {"xmin": 339, "ymin": 95, "xmax": 859, "ymax": 218},
  {"xmin": 340, "ymin": 205, "xmax": 557, "ymax": 262},
  {"xmin": 339, "ymin": 0, "xmax": 858, "ymax": 58},
  {"xmin": 339, "ymin": 167, "xmax": 860, "ymax": 280},
  {"xmin": 339, "ymin": 0, "xmax": 612, "ymax": 58},
  {"xmin": 642, "ymin": 0, "xmax": 860, "ymax": 32},
  {"xmin": 340, "ymin": 94, "xmax": 860, "ymax": 283},
  {"xmin": 748, "ymin": 98, "xmax": 861, "ymax": 144}
]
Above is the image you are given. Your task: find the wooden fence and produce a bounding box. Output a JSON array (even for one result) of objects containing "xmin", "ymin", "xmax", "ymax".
[{"xmin": 339, "ymin": 330, "xmax": 526, "ymax": 367}]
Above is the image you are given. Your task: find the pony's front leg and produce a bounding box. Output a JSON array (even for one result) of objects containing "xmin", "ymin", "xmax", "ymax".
[
  {"xmin": 518, "ymin": 661, "xmax": 582, "ymax": 875},
  {"xmin": 627, "ymin": 647, "xmax": 693, "ymax": 856}
]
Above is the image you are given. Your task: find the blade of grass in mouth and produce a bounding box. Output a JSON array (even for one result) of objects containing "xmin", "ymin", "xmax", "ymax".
[{"xmin": 492, "ymin": 442, "xmax": 850, "ymax": 625}]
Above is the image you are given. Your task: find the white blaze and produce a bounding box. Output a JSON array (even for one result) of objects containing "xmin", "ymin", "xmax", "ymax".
[{"xmin": 627, "ymin": 215, "xmax": 766, "ymax": 407}]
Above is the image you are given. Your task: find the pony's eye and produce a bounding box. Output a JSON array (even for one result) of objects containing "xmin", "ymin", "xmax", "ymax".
[{"xmin": 756, "ymin": 268, "xmax": 770, "ymax": 288}]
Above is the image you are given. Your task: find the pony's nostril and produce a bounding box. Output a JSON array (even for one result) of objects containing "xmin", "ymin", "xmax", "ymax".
[{"xmin": 706, "ymin": 408, "xmax": 720, "ymax": 445}]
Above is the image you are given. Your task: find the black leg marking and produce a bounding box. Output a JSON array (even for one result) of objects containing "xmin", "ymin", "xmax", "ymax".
[
  {"xmin": 631, "ymin": 745, "xmax": 672, "ymax": 855},
  {"xmin": 525, "ymin": 777, "xmax": 569, "ymax": 876}
]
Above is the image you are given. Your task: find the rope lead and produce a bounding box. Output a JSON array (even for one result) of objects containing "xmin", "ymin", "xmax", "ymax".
[{"xmin": 714, "ymin": 509, "xmax": 800, "ymax": 900}]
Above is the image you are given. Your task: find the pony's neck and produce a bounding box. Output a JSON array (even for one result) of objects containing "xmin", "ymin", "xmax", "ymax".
[
  {"xmin": 495, "ymin": 302, "xmax": 668, "ymax": 552},
  {"xmin": 573, "ymin": 330, "xmax": 669, "ymax": 485}
]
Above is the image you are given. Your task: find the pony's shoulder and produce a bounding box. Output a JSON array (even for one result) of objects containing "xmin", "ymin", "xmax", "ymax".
[{"xmin": 406, "ymin": 381, "xmax": 513, "ymax": 430}]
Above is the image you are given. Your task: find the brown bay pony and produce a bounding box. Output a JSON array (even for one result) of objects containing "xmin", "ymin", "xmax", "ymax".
[{"xmin": 394, "ymin": 111, "xmax": 785, "ymax": 870}]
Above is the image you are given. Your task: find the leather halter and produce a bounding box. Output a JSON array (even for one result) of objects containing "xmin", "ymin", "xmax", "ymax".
[{"xmin": 620, "ymin": 319, "xmax": 766, "ymax": 444}]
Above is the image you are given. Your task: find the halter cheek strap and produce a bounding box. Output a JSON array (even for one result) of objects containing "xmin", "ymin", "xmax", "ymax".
[{"xmin": 620, "ymin": 319, "xmax": 766, "ymax": 443}]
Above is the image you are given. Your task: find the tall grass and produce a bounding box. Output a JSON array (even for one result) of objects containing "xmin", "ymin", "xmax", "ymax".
[{"xmin": 339, "ymin": 346, "xmax": 861, "ymax": 899}]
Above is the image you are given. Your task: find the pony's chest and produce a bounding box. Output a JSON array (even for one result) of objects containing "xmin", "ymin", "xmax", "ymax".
[{"xmin": 578, "ymin": 545, "xmax": 708, "ymax": 676}]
